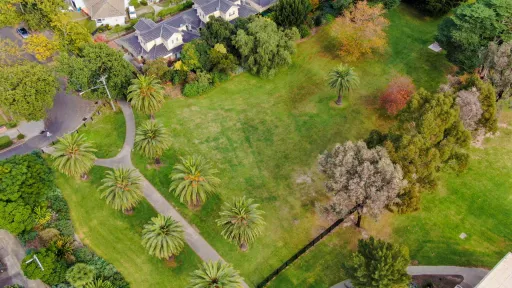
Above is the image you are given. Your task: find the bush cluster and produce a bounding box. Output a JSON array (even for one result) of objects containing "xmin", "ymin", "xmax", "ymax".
[
  {"xmin": 0, "ymin": 135, "xmax": 13, "ymax": 150},
  {"xmin": 157, "ymin": 0, "xmax": 194, "ymax": 18}
]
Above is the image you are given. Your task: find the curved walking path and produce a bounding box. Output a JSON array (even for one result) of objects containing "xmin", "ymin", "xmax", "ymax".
[
  {"xmin": 331, "ymin": 266, "xmax": 489, "ymax": 288},
  {"xmin": 95, "ymin": 102, "xmax": 250, "ymax": 288}
]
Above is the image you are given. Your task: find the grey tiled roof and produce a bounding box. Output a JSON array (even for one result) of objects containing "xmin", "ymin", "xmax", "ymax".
[
  {"xmin": 85, "ymin": 0, "xmax": 125, "ymax": 19},
  {"xmin": 197, "ymin": 0, "xmax": 238, "ymax": 15},
  {"xmin": 116, "ymin": 31, "xmax": 199, "ymax": 60},
  {"xmin": 251, "ymin": 0, "xmax": 276, "ymax": 8},
  {"xmin": 238, "ymin": 4, "xmax": 258, "ymax": 17},
  {"xmin": 134, "ymin": 18, "xmax": 156, "ymax": 32}
]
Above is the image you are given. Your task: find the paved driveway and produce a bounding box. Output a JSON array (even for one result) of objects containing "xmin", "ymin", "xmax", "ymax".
[{"xmin": 0, "ymin": 27, "xmax": 96, "ymax": 160}]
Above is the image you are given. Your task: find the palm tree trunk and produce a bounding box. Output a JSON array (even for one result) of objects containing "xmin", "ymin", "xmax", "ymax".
[
  {"xmin": 150, "ymin": 113, "xmax": 155, "ymax": 120},
  {"xmin": 239, "ymin": 242, "xmax": 248, "ymax": 252},
  {"xmin": 356, "ymin": 211, "xmax": 362, "ymax": 228},
  {"xmin": 336, "ymin": 91, "xmax": 343, "ymax": 106},
  {"xmin": 155, "ymin": 157, "xmax": 161, "ymax": 165},
  {"xmin": 123, "ymin": 208, "xmax": 134, "ymax": 215},
  {"xmin": 81, "ymin": 173, "xmax": 88, "ymax": 180}
]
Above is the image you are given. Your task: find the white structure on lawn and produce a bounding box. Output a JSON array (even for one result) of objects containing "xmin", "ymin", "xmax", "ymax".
[{"xmin": 116, "ymin": 0, "xmax": 275, "ymax": 60}]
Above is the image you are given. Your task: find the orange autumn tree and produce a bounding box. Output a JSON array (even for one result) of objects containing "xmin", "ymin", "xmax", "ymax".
[
  {"xmin": 379, "ymin": 76, "xmax": 416, "ymax": 115},
  {"xmin": 330, "ymin": 1, "xmax": 389, "ymax": 61}
]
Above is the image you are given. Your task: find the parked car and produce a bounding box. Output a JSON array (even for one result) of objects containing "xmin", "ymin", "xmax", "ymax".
[
  {"xmin": 128, "ymin": 6, "xmax": 137, "ymax": 19},
  {"xmin": 16, "ymin": 27, "xmax": 29, "ymax": 39}
]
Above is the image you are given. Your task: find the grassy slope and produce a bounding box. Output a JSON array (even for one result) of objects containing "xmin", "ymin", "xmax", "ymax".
[
  {"xmin": 56, "ymin": 166, "xmax": 201, "ymax": 287},
  {"xmin": 132, "ymin": 5, "xmax": 451, "ymax": 286},
  {"xmin": 79, "ymin": 108, "xmax": 126, "ymax": 159}
]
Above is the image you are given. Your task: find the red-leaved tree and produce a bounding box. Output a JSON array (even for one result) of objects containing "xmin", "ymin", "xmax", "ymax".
[{"xmin": 379, "ymin": 76, "xmax": 415, "ymax": 115}]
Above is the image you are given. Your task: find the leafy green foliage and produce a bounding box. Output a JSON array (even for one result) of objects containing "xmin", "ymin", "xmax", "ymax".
[
  {"xmin": 200, "ymin": 16, "xmax": 235, "ymax": 48},
  {"xmin": 384, "ymin": 89, "xmax": 471, "ymax": 212},
  {"xmin": 273, "ymin": 0, "xmax": 312, "ymax": 28},
  {"xmin": 85, "ymin": 279, "xmax": 114, "ymax": 288},
  {"xmin": 134, "ymin": 120, "xmax": 171, "ymax": 162},
  {"xmin": 232, "ymin": 16, "xmax": 300, "ymax": 78},
  {"xmin": 0, "ymin": 61, "xmax": 58, "ymax": 121},
  {"xmin": 436, "ymin": 0, "xmax": 512, "ymax": 72},
  {"xmin": 328, "ymin": 64, "xmax": 359, "ymax": 105},
  {"xmin": 19, "ymin": 0, "xmax": 66, "ymax": 31},
  {"xmin": 141, "ymin": 214, "xmax": 185, "ymax": 259},
  {"xmin": 169, "ymin": 155, "xmax": 220, "ymax": 206},
  {"xmin": 100, "ymin": 168, "xmax": 143, "ymax": 213},
  {"xmin": 143, "ymin": 59, "xmax": 170, "ymax": 81},
  {"xmin": 0, "ymin": 135, "xmax": 13, "ymax": 149},
  {"xmin": 57, "ymin": 43, "xmax": 135, "ymax": 100},
  {"xmin": 344, "ymin": 237, "xmax": 410, "ymax": 288},
  {"xmin": 209, "ymin": 44, "xmax": 238, "ymax": 74},
  {"xmin": 370, "ymin": 0, "xmax": 400, "ymax": 9},
  {"xmin": 188, "ymin": 261, "xmax": 243, "ymax": 288},
  {"xmin": 66, "ymin": 263, "xmax": 96, "ymax": 287},
  {"xmin": 0, "ymin": 0, "xmax": 20, "ymax": 28},
  {"xmin": 21, "ymin": 248, "xmax": 68, "ymax": 285},
  {"xmin": 182, "ymin": 71, "xmax": 214, "ymax": 97},
  {"xmin": 156, "ymin": 0, "xmax": 193, "ymax": 18},
  {"xmin": 52, "ymin": 133, "xmax": 97, "ymax": 178},
  {"xmin": 127, "ymin": 74, "xmax": 165, "ymax": 117},
  {"xmin": 217, "ymin": 197, "xmax": 265, "ymax": 250},
  {"xmin": 0, "ymin": 200, "xmax": 34, "ymax": 235}
]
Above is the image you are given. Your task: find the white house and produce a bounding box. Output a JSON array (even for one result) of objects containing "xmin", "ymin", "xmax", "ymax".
[{"xmin": 82, "ymin": 0, "xmax": 127, "ymax": 27}]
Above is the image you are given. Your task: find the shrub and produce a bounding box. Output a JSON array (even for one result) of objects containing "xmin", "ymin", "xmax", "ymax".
[
  {"xmin": 66, "ymin": 263, "xmax": 95, "ymax": 287},
  {"xmin": 370, "ymin": 0, "xmax": 400, "ymax": 9},
  {"xmin": 129, "ymin": 0, "xmax": 141, "ymax": 8},
  {"xmin": 17, "ymin": 133, "xmax": 25, "ymax": 140},
  {"xmin": 0, "ymin": 135, "xmax": 13, "ymax": 150},
  {"xmin": 298, "ymin": 24, "xmax": 311, "ymax": 38},
  {"xmin": 21, "ymin": 248, "xmax": 67, "ymax": 285},
  {"xmin": 18, "ymin": 230, "xmax": 38, "ymax": 246},
  {"xmin": 157, "ymin": 0, "xmax": 193, "ymax": 18},
  {"xmin": 379, "ymin": 76, "xmax": 415, "ymax": 115},
  {"xmin": 74, "ymin": 247, "xmax": 96, "ymax": 263},
  {"xmin": 323, "ymin": 14, "xmax": 335, "ymax": 24},
  {"xmin": 183, "ymin": 71, "xmax": 213, "ymax": 96},
  {"xmin": 140, "ymin": 0, "xmax": 148, "ymax": 6},
  {"xmin": 211, "ymin": 72, "xmax": 229, "ymax": 85},
  {"xmin": 170, "ymin": 69, "xmax": 188, "ymax": 84},
  {"xmin": 50, "ymin": 220, "xmax": 74, "ymax": 237},
  {"xmin": 47, "ymin": 190, "xmax": 70, "ymax": 219},
  {"xmin": 38, "ymin": 228, "xmax": 61, "ymax": 245}
]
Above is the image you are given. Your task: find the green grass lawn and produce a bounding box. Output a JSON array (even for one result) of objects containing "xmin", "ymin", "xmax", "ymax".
[
  {"xmin": 78, "ymin": 107, "xmax": 125, "ymax": 159},
  {"xmin": 56, "ymin": 166, "xmax": 201, "ymax": 287},
  {"xmin": 131, "ymin": 4, "xmax": 452, "ymax": 286}
]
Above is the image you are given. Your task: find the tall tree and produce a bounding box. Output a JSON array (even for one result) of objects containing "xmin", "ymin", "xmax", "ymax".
[
  {"xmin": 344, "ymin": 237, "xmax": 410, "ymax": 288},
  {"xmin": 456, "ymin": 89, "xmax": 483, "ymax": 131},
  {"xmin": 200, "ymin": 16, "xmax": 235, "ymax": 48},
  {"xmin": 52, "ymin": 133, "xmax": 97, "ymax": 179},
  {"xmin": 330, "ymin": 1, "xmax": 389, "ymax": 61},
  {"xmin": 134, "ymin": 120, "xmax": 170, "ymax": 164},
  {"xmin": 99, "ymin": 168, "xmax": 143, "ymax": 214},
  {"xmin": 24, "ymin": 33, "xmax": 59, "ymax": 61},
  {"xmin": 319, "ymin": 141, "xmax": 405, "ymax": 227},
  {"xmin": 481, "ymin": 41, "xmax": 512, "ymax": 100},
  {"xmin": 141, "ymin": 214, "xmax": 185, "ymax": 261},
  {"xmin": 209, "ymin": 44, "xmax": 238, "ymax": 74},
  {"xmin": 127, "ymin": 75, "xmax": 165, "ymax": 119},
  {"xmin": 232, "ymin": 16, "xmax": 300, "ymax": 78},
  {"xmin": 0, "ymin": 0, "xmax": 20, "ymax": 28},
  {"xmin": 273, "ymin": 0, "xmax": 312, "ymax": 28},
  {"xmin": 217, "ymin": 197, "xmax": 265, "ymax": 251},
  {"xmin": 169, "ymin": 155, "xmax": 220, "ymax": 207},
  {"xmin": 383, "ymin": 89, "xmax": 471, "ymax": 212},
  {"xmin": 328, "ymin": 64, "xmax": 359, "ymax": 105},
  {"xmin": 0, "ymin": 61, "xmax": 58, "ymax": 121},
  {"xmin": 436, "ymin": 0, "xmax": 512, "ymax": 72},
  {"xmin": 19, "ymin": 0, "xmax": 66, "ymax": 31},
  {"xmin": 379, "ymin": 76, "xmax": 416, "ymax": 115},
  {"xmin": 57, "ymin": 43, "xmax": 134, "ymax": 100},
  {"xmin": 188, "ymin": 261, "xmax": 243, "ymax": 288},
  {"xmin": 50, "ymin": 12, "xmax": 93, "ymax": 54}
]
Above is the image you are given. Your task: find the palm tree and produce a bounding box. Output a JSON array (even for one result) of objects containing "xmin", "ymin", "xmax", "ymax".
[
  {"xmin": 328, "ymin": 64, "xmax": 359, "ymax": 105},
  {"xmin": 141, "ymin": 214, "xmax": 185, "ymax": 261},
  {"xmin": 127, "ymin": 74, "xmax": 165, "ymax": 119},
  {"xmin": 188, "ymin": 261, "xmax": 243, "ymax": 288},
  {"xmin": 52, "ymin": 133, "xmax": 97, "ymax": 179},
  {"xmin": 216, "ymin": 197, "xmax": 265, "ymax": 251},
  {"xmin": 169, "ymin": 155, "xmax": 220, "ymax": 207},
  {"xmin": 85, "ymin": 279, "xmax": 113, "ymax": 288},
  {"xmin": 99, "ymin": 168, "xmax": 143, "ymax": 214},
  {"xmin": 134, "ymin": 120, "xmax": 170, "ymax": 164}
]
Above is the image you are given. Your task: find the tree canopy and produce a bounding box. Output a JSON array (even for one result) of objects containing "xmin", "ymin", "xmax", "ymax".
[
  {"xmin": 200, "ymin": 16, "xmax": 235, "ymax": 49},
  {"xmin": 436, "ymin": 0, "xmax": 512, "ymax": 72},
  {"xmin": 272, "ymin": 0, "xmax": 312, "ymax": 28},
  {"xmin": 481, "ymin": 41, "xmax": 512, "ymax": 100},
  {"xmin": 232, "ymin": 16, "xmax": 299, "ymax": 78},
  {"xmin": 404, "ymin": 0, "xmax": 463, "ymax": 16},
  {"xmin": 127, "ymin": 74, "xmax": 165, "ymax": 118},
  {"xmin": 344, "ymin": 237, "xmax": 410, "ymax": 288},
  {"xmin": 188, "ymin": 261, "xmax": 243, "ymax": 288},
  {"xmin": 0, "ymin": 61, "xmax": 58, "ymax": 121},
  {"xmin": 66, "ymin": 263, "xmax": 96, "ymax": 287},
  {"xmin": 57, "ymin": 43, "xmax": 134, "ymax": 100},
  {"xmin": 21, "ymin": 248, "xmax": 68, "ymax": 285}
]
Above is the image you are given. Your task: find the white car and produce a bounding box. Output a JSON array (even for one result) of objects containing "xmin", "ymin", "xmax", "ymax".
[{"xmin": 128, "ymin": 6, "xmax": 137, "ymax": 19}]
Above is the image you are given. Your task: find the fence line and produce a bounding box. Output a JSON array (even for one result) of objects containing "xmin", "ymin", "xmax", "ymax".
[{"xmin": 256, "ymin": 206, "xmax": 359, "ymax": 288}]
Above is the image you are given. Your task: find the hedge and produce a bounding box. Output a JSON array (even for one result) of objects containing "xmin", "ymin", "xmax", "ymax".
[
  {"xmin": 157, "ymin": 0, "xmax": 194, "ymax": 18},
  {"xmin": 0, "ymin": 135, "xmax": 13, "ymax": 150}
]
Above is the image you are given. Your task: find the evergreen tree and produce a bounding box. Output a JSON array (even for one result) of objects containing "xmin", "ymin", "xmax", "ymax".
[
  {"xmin": 127, "ymin": 74, "xmax": 165, "ymax": 119},
  {"xmin": 273, "ymin": 0, "xmax": 312, "ymax": 28}
]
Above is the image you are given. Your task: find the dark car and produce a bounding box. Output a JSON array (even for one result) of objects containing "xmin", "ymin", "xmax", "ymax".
[{"xmin": 16, "ymin": 27, "xmax": 29, "ymax": 39}]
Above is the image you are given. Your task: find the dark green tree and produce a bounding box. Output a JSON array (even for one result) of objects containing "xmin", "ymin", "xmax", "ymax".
[
  {"xmin": 232, "ymin": 16, "xmax": 300, "ymax": 78},
  {"xmin": 200, "ymin": 16, "xmax": 235, "ymax": 48},
  {"xmin": 0, "ymin": 61, "xmax": 58, "ymax": 121},
  {"xmin": 21, "ymin": 248, "xmax": 68, "ymax": 285},
  {"xmin": 436, "ymin": 0, "xmax": 512, "ymax": 72},
  {"xmin": 209, "ymin": 44, "xmax": 238, "ymax": 74},
  {"xmin": 384, "ymin": 89, "xmax": 471, "ymax": 212},
  {"xmin": 344, "ymin": 237, "xmax": 410, "ymax": 288},
  {"xmin": 143, "ymin": 59, "xmax": 170, "ymax": 81},
  {"xmin": 57, "ymin": 43, "xmax": 135, "ymax": 100},
  {"xmin": 273, "ymin": 0, "xmax": 312, "ymax": 28}
]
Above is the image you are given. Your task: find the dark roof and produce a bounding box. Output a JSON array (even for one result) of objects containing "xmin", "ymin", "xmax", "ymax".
[
  {"xmin": 134, "ymin": 18, "xmax": 156, "ymax": 32},
  {"xmin": 197, "ymin": 0, "xmax": 237, "ymax": 14},
  {"xmin": 251, "ymin": 0, "xmax": 276, "ymax": 8},
  {"xmin": 162, "ymin": 8, "xmax": 202, "ymax": 29},
  {"xmin": 116, "ymin": 31, "xmax": 199, "ymax": 60},
  {"xmin": 238, "ymin": 4, "xmax": 257, "ymax": 17}
]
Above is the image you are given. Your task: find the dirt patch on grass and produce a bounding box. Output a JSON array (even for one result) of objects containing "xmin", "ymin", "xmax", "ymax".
[
  {"xmin": 165, "ymin": 84, "xmax": 184, "ymax": 98},
  {"xmin": 412, "ymin": 275, "xmax": 463, "ymax": 288}
]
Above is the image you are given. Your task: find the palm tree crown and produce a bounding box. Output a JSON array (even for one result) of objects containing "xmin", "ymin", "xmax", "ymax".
[
  {"xmin": 188, "ymin": 261, "xmax": 243, "ymax": 288},
  {"xmin": 328, "ymin": 64, "xmax": 359, "ymax": 105},
  {"xmin": 99, "ymin": 168, "xmax": 143, "ymax": 213},
  {"xmin": 52, "ymin": 133, "xmax": 97, "ymax": 178},
  {"xmin": 134, "ymin": 120, "xmax": 170, "ymax": 161},
  {"xmin": 142, "ymin": 214, "xmax": 185, "ymax": 259},
  {"xmin": 216, "ymin": 197, "xmax": 265, "ymax": 250},
  {"xmin": 169, "ymin": 155, "xmax": 221, "ymax": 206},
  {"xmin": 127, "ymin": 74, "xmax": 165, "ymax": 118}
]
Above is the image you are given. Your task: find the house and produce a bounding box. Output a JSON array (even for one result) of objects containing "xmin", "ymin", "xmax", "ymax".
[
  {"xmin": 82, "ymin": 0, "xmax": 128, "ymax": 27},
  {"xmin": 475, "ymin": 252, "xmax": 512, "ymax": 288},
  {"xmin": 116, "ymin": 0, "xmax": 270, "ymax": 60}
]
